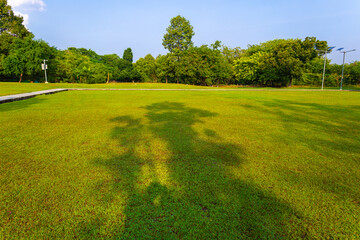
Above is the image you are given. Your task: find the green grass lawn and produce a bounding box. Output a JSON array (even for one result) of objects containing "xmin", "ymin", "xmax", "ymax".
[
  {"xmin": 1, "ymin": 82, "xmax": 359, "ymax": 97},
  {"xmin": 0, "ymin": 82, "xmax": 213, "ymax": 96},
  {"xmin": 0, "ymin": 90, "xmax": 359, "ymax": 239}
]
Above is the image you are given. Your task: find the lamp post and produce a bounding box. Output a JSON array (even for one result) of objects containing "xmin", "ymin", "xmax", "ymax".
[
  {"xmin": 316, "ymin": 46, "xmax": 335, "ymax": 90},
  {"xmin": 337, "ymin": 48, "xmax": 356, "ymax": 90},
  {"xmin": 42, "ymin": 59, "xmax": 48, "ymax": 84}
]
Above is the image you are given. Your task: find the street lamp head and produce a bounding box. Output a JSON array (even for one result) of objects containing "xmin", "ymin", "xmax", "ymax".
[
  {"xmin": 317, "ymin": 46, "xmax": 336, "ymax": 55},
  {"xmin": 336, "ymin": 48, "xmax": 356, "ymax": 53}
]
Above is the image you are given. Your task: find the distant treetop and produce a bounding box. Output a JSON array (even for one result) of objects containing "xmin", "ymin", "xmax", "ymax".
[
  {"xmin": 123, "ymin": 48, "xmax": 133, "ymax": 63},
  {"xmin": 162, "ymin": 15, "xmax": 194, "ymax": 54}
]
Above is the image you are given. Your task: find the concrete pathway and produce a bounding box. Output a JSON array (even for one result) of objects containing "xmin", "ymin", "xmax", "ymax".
[{"xmin": 0, "ymin": 89, "xmax": 67, "ymax": 104}]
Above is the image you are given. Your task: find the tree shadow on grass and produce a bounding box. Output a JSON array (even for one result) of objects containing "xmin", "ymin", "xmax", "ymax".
[
  {"xmin": 91, "ymin": 102, "xmax": 305, "ymax": 239},
  {"xmin": 241, "ymin": 98, "xmax": 360, "ymax": 230},
  {"xmin": 243, "ymin": 99, "xmax": 360, "ymax": 157}
]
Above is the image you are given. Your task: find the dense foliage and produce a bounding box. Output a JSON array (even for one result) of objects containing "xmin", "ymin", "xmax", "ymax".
[
  {"xmin": 0, "ymin": 0, "xmax": 30, "ymax": 38},
  {"xmin": 122, "ymin": 48, "xmax": 133, "ymax": 63},
  {"xmin": 162, "ymin": 15, "xmax": 194, "ymax": 54},
  {"xmin": 0, "ymin": 3, "xmax": 358, "ymax": 86},
  {"xmin": 234, "ymin": 37, "xmax": 328, "ymax": 87}
]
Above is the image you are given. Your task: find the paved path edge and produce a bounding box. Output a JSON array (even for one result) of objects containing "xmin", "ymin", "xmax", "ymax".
[{"xmin": 0, "ymin": 89, "xmax": 68, "ymax": 104}]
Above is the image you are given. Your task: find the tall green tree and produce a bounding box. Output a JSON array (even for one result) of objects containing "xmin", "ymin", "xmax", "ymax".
[
  {"xmin": 135, "ymin": 54, "xmax": 157, "ymax": 82},
  {"xmin": 156, "ymin": 54, "xmax": 176, "ymax": 84},
  {"xmin": 0, "ymin": 33, "xmax": 15, "ymax": 75},
  {"xmin": 101, "ymin": 53, "xmax": 137, "ymax": 82},
  {"xmin": 163, "ymin": 15, "xmax": 194, "ymax": 83},
  {"xmin": 3, "ymin": 37, "xmax": 56, "ymax": 82},
  {"xmin": 0, "ymin": 0, "xmax": 31, "ymax": 38},
  {"xmin": 177, "ymin": 45, "xmax": 233, "ymax": 86},
  {"xmin": 1, "ymin": 0, "xmax": 32, "ymax": 79},
  {"xmin": 101, "ymin": 54, "xmax": 123, "ymax": 81},
  {"xmin": 54, "ymin": 47, "xmax": 111, "ymax": 84},
  {"xmin": 54, "ymin": 48, "xmax": 89, "ymax": 83},
  {"xmin": 234, "ymin": 37, "xmax": 328, "ymax": 87},
  {"xmin": 163, "ymin": 15, "xmax": 194, "ymax": 54},
  {"xmin": 347, "ymin": 62, "xmax": 360, "ymax": 85},
  {"xmin": 123, "ymin": 48, "xmax": 133, "ymax": 63}
]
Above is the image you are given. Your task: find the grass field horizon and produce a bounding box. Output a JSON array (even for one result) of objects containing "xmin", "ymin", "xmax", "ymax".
[
  {"xmin": 1, "ymin": 82, "xmax": 359, "ymax": 97},
  {"xmin": 1, "ymin": 90, "xmax": 359, "ymax": 238},
  {"xmin": 0, "ymin": 82, "xmax": 211, "ymax": 96}
]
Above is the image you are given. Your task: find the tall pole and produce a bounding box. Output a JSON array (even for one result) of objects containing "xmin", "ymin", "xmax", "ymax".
[
  {"xmin": 340, "ymin": 52, "xmax": 346, "ymax": 91},
  {"xmin": 337, "ymin": 49, "xmax": 356, "ymax": 90},
  {"xmin": 321, "ymin": 52, "xmax": 326, "ymax": 90},
  {"xmin": 43, "ymin": 59, "xmax": 48, "ymax": 84},
  {"xmin": 317, "ymin": 46, "xmax": 335, "ymax": 90}
]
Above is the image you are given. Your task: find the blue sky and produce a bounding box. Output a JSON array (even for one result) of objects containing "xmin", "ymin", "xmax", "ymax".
[{"xmin": 9, "ymin": 0, "xmax": 360, "ymax": 64}]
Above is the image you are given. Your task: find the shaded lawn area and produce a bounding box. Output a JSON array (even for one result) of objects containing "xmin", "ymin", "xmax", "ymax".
[{"xmin": 0, "ymin": 90, "xmax": 359, "ymax": 239}]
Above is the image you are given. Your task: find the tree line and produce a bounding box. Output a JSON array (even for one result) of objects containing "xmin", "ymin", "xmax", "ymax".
[{"xmin": 0, "ymin": 1, "xmax": 359, "ymax": 86}]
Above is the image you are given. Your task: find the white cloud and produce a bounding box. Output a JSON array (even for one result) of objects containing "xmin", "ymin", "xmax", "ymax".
[
  {"xmin": 13, "ymin": 11, "xmax": 29, "ymax": 26},
  {"xmin": 8, "ymin": 0, "xmax": 46, "ymax": 27},
  {"xmin": 8, "ymin": 0, "xmax": 46, "ymax": 11}
]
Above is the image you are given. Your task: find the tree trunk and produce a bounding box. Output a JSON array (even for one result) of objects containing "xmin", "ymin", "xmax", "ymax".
[
  {"xmin": 177, "ymin": 55, "xmax": 180, "ymax": 84},
  {"xmin": 166, "ymin": 77, "xmax": 168, "ymax": 84},
  {"xmin": 288, "ymin": 78, "xmax": 292, "ymax": 87},
  {"xmin": 19, "ymin": 73, "xmax": 23, "ymax": 83},
  {"xmin": 107, "ymin": 72, "xmax": 110, "ymax": 83}
]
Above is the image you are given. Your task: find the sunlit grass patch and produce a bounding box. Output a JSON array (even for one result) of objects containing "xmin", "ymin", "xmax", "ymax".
[{"xmin": 0, "ymin": 82, "xmax": 212, "ymax": 96}]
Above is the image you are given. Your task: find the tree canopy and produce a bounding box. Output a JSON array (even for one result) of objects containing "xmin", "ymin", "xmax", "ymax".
[
  {"xmin": 233, "ymin": 38, "xmax": 329, "ymax": 87},
  {"xmin": 0, "ymin": 0, "xmax": 31, "ymax": 38},
  {"xmin": 162, "ymin": 15, "xmax": 194, "ymax": 54},
  {"xmin": 123, "ymin": 48, "xmax": 133, "ymax": 63},
  {"xmin": 2, "ymin": 37, "xmax": 56, "ymax": 82},
  {"xmin": 0, "ymin": 13, "xmax": 358, "ymax": 87},
  {"xmin": 135, "ymin": 54, "xmax": 157, "ymax": 82}
]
